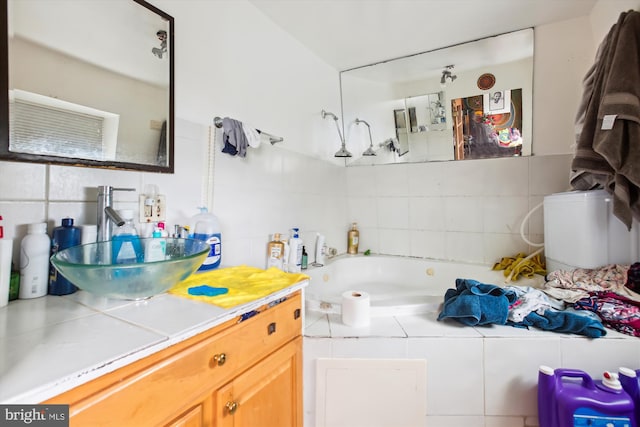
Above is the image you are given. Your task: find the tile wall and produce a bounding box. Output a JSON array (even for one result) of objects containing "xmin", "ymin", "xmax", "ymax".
[{"xmin": 347, "ymin": 154, "xmax": 573, "ymax": 264}]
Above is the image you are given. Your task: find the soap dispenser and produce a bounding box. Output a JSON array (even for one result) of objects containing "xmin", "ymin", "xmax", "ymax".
[{"xmin": 347, "ymin": 222, "xmax": 359, "ymax": 254}]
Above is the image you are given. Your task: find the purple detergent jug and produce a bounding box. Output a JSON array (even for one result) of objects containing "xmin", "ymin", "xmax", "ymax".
[
  {"xmin": 619, "ymin": 367, "xmax": 640, "ymax": 425},
  {"xmin": 538, "ymin": 365, "xmax": 636, "ymax": 427}
]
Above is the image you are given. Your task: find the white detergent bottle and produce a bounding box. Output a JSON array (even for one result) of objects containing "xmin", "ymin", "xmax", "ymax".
[
  {"xmin": 189, "ymin": 207, "xmax": 222, "ymax": 271},
  {"xmin": 19, "ymin": 223, "xmax": 50, "ymax": 299},
  {"xmin": 288, "ymin": 228, "xmax": 303, "ymax": 273}
]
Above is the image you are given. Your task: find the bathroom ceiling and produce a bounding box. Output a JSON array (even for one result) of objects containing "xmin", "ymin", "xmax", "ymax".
[{"xmin": 249, "ymin": 0, "xmax": 598, "ymax": 71}]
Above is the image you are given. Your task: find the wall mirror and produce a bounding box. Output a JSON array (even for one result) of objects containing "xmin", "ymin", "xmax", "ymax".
[
  {"xmin": 0, "ymin": 0, "xmax": 174, "ymax": 173},
  {"xmin": 340, "ymin": 28, "xmax": 533, "ymax": 166}
]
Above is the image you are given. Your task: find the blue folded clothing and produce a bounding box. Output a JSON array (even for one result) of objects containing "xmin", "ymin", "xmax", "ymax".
[
  {"xmin": 510, "ymin": 309, "xmax": 606, "ymax": 338},
  {"xmin": 437, "ymin": 278, "xmax": 518, "ymax": 326}
]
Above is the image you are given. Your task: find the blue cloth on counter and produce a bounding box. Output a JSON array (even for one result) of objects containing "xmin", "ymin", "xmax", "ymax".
[
  {"xmin": 437, "ymin": 279, "xmax": 518, "ymax": 326},
  {"xmin": 509, "ymin": 308, "xmax": 606, "ymax": 338},
  {"xmin": 188, "ymin": 285, "xmax": 229, "ymax": 297}
]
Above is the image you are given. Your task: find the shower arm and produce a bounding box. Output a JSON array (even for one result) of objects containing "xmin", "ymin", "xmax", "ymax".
[
  {"xmin": 322, "ymin": 109, "xmax": 351, "ymax": 157},
  {"xmin": 355, "ymin": 118, "xmax": 374, "ymax": 149}
]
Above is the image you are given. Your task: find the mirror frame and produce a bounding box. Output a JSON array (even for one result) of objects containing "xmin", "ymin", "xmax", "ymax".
[{"xmin": 0, "ymin": 0, "xmax": 175, "ymax": 173}]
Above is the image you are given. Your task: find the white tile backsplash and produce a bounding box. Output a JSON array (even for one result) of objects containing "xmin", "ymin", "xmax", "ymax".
[
  {"xmin": 444, "ymin": 197, "xmax": 484, "ymax": 232},
  {"xmin": 0, "ymin": 162, "xmax": 46, "ymax": 200}
]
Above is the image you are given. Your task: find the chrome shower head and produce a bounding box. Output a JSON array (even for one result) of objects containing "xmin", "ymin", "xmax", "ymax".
[{"xmin": 334, "ymin": 146, "xmax": 353, "ymax": 157}]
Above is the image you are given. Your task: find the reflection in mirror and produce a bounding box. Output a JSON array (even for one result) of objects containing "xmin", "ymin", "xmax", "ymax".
[
  {"xmin": 1, "ymin": 0, "xmax": 174, "ymax": 173},
  {"xmin": 452, "ymin": 88, "xmax": 523, "ymax": 160},
  {"xmin": 340, "ymin": 28, "xmax": 533, "ymax": 166}
]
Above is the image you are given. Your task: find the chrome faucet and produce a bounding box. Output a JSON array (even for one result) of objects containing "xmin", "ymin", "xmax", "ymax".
[{"xmin": 97, "ymin": 185, "xmax": 135, "ymax": 242}]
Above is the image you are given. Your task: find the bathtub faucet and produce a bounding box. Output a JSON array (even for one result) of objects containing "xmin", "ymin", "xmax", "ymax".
[{"xmin": 325, "ymin": 247, "xmax": 338, "ymax": 259}]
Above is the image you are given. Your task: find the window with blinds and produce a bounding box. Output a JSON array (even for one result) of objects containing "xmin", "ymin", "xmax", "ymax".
[{"xmin": 8, "ymin": 89, "xmax": 119, "ymax": 161}]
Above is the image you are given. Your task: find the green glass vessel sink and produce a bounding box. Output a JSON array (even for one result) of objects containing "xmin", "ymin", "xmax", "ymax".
[{"xmin": 50, "ymin": 238, "xmax": 210, "ymax": 300}]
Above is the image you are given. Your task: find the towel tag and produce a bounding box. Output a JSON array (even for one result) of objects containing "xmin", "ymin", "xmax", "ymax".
[{"xmin": 601, "ymin": 114, "xmax": 617, "ymax": 130}]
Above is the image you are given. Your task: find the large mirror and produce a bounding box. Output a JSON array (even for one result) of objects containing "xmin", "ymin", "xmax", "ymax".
[
  {"xmin": 340, "ymin": 28, "xmax": 533, "ymax": 166},
  {"xmin": 0, "ymin": 0, "xmax": 174, "ymax": 173}
]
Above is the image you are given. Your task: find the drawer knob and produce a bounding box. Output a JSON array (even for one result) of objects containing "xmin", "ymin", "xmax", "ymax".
[
  {"xmin": 268, "ymin": 322, "xmax": 276, "ymax": 335},
  {"xmin": 212, "ymin": 353, "xmax": 227, "ymax": 366},
  {"xmin": 226, "ymin": 400, "xmax": 239, "ymax": 415}
]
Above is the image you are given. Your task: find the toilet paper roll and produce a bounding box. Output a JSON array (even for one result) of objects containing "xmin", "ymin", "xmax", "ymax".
[
  {"xmin": 0, "ymin": 239, "xmax": 13, "ymax": 307},
  {"xmin": 341, "ymin": 290, "xmax": 370, "ymax": 327}
]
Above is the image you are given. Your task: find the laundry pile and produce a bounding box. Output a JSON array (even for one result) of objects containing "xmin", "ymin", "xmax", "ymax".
[{"xmin": 438, "ymin": 262, "xmax": 640, "ymax": 338}]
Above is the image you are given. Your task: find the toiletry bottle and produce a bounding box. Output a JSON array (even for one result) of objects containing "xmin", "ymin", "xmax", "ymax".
[
  {"xmin": 281, "ymin": 236, "xmax": 290, "ymax": 272},
  {"xmin": 288, "ymin": 228, "xmax": 303, "ymax": 273},
  {"xmin": 314, "ymin": 233, "xmax": 326, "ymax": 266},
  {"xmin": 144, "ymin": 229, "xmax": 167, "ymax": 262},
  {"xmin": 301, "ymin": 246, "xmax": 308, "ymax": 270},
  {"xmin": 0, "ymin": 216, "xmax": 10, "ymax": 306},
  {"xmin": 19, "ymin": 222, "xmax": 50, "ymax": 299},
  {"xmin": 112, "ymin": 210, "xmax": 143, "ymax": 264},
  {"xmin": 189, "ymin": 207, "xmax": 222, "ymax": 271},
  {"xmin": 49, "ymin": 217, "xmax": 81, "ymax": 295},
  {"xmin": 347, "ymin": 222, "xmax": 359, "ymax": 254},
  {"xmin": 267, "ymin": 233, "xmax": 285, "ymax": 269},
  {"xmin": 9, "ymin": 263, "xmax": 19, "ymax": 301}
]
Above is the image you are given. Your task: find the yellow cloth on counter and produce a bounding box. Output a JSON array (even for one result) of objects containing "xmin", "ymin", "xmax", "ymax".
[
  {"xmin": 492, "ymin": 252, "xmax": 546, "ymax": 281},
  {"xmin": 169, "ymin": 265, "xmax": 309, "ymax": 308}
]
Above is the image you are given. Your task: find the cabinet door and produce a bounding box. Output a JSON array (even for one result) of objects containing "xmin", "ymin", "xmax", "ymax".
[
  {"xmin": 167, "ymin": 405, "xmax": 205, "ymax": 427},
  {"xmin": 216, "ymin": 337, "xmax": 302, "ymax": 427}
]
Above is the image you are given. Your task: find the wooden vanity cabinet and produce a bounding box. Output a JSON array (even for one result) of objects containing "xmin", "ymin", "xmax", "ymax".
[{"xmin": 45, "ymin": 292, "xmax": 303, "ymax": 427}]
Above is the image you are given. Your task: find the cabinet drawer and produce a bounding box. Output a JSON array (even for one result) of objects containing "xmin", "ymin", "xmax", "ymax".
[
  {"xmin": 205, "ymin": 293, "xmax": 302, "ymax": 382},
  {"xmin": 62, "ymin": 292, "xmax": 302, "ymax": 427}
]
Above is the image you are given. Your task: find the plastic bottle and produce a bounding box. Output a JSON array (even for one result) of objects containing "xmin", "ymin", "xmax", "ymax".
[
  {"xmin": 537, "ymin": 365, "xmax": 636, "ymax": 427},
  {"xmin": 281, "ymin": 237, "xmax": 290, "ymax": 272},
  {"xmin": 189, "ymin": 208, "xmax": 222, "ymax": 271},
  {"xmin": 49, "ymin": 217, "xmax": 81, "ymax": 295},
  {"xmin": 314, "ymin": 233, "xmax": 326, "ymax": 266},
  {"xmin": 347, "ymin": 222, "xmax": 359, "ymax": 254},
  {"xmin": 112, "ymin": 210, "xmax": 143, "ymax": 264},
  {"xmin": 19, "ymin": 222, "xmax": 51, "ymax": 299},
  {"xmin": 144, "ymin": 229, "xmax": 167, "ymax": 262},
  {"xmin": 301, "ymin": 246, "xmax": 308, "ymax": 270},
  {"xmin": 288, "ymin": 228, "xmax": 303, "ymax": 273},
  {"xmin": 619, "ymin": 367, "xmax": 640, "ymax": 425},
  {"xmin": 267, "ymin": 233, "xmax": 285, "ymax": 269},
  {"xmin": 0, "ymin": 215, "xmax": 11, "ymax": 306}
]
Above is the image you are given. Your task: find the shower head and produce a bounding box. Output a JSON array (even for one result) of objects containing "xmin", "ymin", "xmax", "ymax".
[
  {"xmin": 362, "ymin": 146, "xmax": 377, "ymax": 156},
  {"xmin": 334, "ymin": 146, "xmax": 353, "ymax": 157},
  {"xmin": 322, "ymin": 109, "xmax": 352, "ymax": 157},
  {"xmin": 356, "ymin": 118, "xmax": 376, "ymax": 156}
]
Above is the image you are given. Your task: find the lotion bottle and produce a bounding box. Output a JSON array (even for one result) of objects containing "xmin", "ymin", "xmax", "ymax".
[
  {"xmin": 288, "ymin": 228, "xmax": 303, "ymax": 273},
  {"xmin": 19, "ymin": 223, "xmax": 50, "ymax": 299},
  {"xmin": 267, "ymin": 233, "xmax": 285, "ymax": 269},
  {"xmin": 347, "ymin": 222, "xmax": 359, "ymax": 254},
  {"xmin": 144, "ymin": 229, "xmax": 167, "ymax": 262}
]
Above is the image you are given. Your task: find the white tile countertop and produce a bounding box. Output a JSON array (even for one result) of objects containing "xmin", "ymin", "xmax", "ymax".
[{"xmin": 0, "ymin": 280, "xmax": 308, "ymax": 404}]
